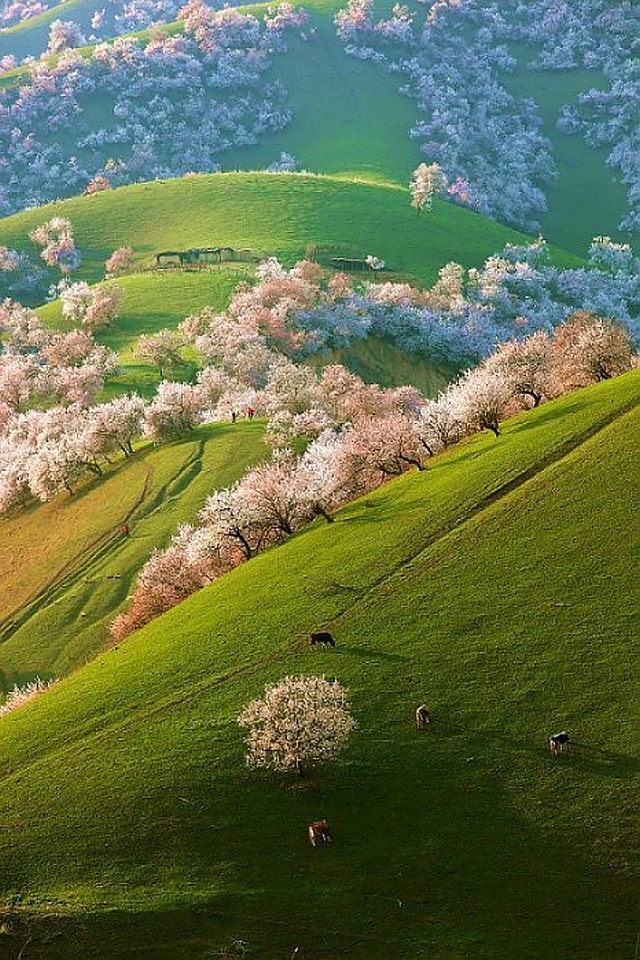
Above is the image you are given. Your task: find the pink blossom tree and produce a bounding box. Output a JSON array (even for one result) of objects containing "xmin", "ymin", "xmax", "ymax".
[{"xmin": 410, "ymin": 163, "xmax": 447, "ymax": 214}]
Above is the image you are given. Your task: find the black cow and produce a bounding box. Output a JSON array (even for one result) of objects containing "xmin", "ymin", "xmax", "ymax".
[
  {"xmin": 308, "ymin": 631, "xmax": 336, "ymax": 648},
  {"xmin": 549, "ymin": 731, "xmax": 570, "ymax": 756}
]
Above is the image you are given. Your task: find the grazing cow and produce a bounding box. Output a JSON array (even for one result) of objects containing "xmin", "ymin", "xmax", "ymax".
[
  {"xmin": 415, "ymin": 704, "xmax": 430, "ymax": 730},
  {"xmin": 308, "ymin": 631, "xmax": 336, "ymax": 648},
  {"xmin": 308, "ymin": 819, "xmax": 331, "ymax": 847},
  {"xmin": 549, "ymin": 731, "xmax": 570, "ymax": 756}
]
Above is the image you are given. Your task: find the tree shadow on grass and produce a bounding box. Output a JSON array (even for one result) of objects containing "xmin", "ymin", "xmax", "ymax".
[{"xmin": 4, "ymin": 754, "xmax": 638, "ymax": 960}]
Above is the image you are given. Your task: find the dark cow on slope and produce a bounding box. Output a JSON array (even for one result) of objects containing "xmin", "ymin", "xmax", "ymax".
[
  {"xmin": 549, "ymin": 731, "xmax": 570, "ymax": 756},
  {"xmin": 415, "ymin": 704, "xmax": 430, "ymax": 730},
  {"xmin": 308, "ymin": 631, "xmax": 336, "ymax": 648}
]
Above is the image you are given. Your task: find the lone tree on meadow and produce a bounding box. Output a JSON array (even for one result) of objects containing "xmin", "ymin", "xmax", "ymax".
[
  {"xmin": 410, "ymin": 162, "xmax": 447, "ymax": 214},
  {"xmin": 237, "ymin": 675, "xmax": 356, "ymax": 778}
]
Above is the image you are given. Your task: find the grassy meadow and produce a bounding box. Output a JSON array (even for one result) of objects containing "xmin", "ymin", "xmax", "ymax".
[
  {"xmin": 0, "ymin": 372, "xmax": 637, "ymax": 959},
  {"xmin": 0, "ymin": 421, "xmax": 267, "ymax": 689}
]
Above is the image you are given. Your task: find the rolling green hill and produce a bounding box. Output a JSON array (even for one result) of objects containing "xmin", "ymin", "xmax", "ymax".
[
  {"xmin": 0, "ymin": 0, "xmax": 630, "ymax": 253},
  {"xmin": 1, "ymin": 171, "xmax": 580, "ymax": 291},
  {"xmin": 0, "ymin": 420, "xmax": 267, "ymax": 690},
  {"xmin": 0, "ymin": 371, "xmax": 637, "ymax": 959}
]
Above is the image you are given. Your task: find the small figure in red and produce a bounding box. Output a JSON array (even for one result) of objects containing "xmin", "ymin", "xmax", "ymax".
[
  {"xmin": 121, "ymin": 523, "xmax": 130, "ymax": 537},
  {"xmin": 246, "ymin": 406, "xmax": 255, "ymax": 419}
]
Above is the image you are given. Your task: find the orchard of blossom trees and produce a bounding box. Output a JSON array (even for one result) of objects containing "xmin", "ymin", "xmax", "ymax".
[
  {"xmin": 0, "ymin": 1, "xmax": 308, "ymax": 215},
  {"xmin": 334, "ymin": 0, "xmax": 639, "ymax": 236},
  {"xmin": 152, "ymin": 238, "xmax": 640, "ymax": 368},
  {"xmin": 0, "ymin": 218, "xmax": 85, "ymax": 302},
  {"xmin": 1, "ymin": 233, "xmax": 637, "ymax": 518},
  {"xmin": 0, "ymin": 0, "xmax": 48, "ymax": 28},
  {"xmin": 109, "ymin": 305, "xmax": 634, "ymax": 639},
  {"xmin": 1, "ymin": 0, "xmax": 250, "ymax": 43}
]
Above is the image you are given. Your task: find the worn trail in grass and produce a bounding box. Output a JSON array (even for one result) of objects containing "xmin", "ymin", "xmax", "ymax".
[{"xmin": 0, "ymin": 421, "xmax": 266, "ymax": 688}]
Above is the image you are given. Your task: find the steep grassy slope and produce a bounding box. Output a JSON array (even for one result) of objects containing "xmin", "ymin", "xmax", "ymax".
[
  {"xmin": 0, "ymin": 372, "xmax": 637, "ymax": 959},
  {"xmin": 1, "ymin": 172, "xmax": 579, "ymax": 290},
  {"xmin": 0, "ymin": 420, "xmax": 267, "ymax": 688}
]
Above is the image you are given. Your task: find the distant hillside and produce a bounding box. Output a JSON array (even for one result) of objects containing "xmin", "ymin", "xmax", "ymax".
[
  {"xmin": 0, "ymin": 420, "xmax": 267, "ymax": 689},
  {"xmin": 0, "ymin": 371, "xmax": 637, "ymax": 959},
  {"xmin": 0, "ymin": 0, "xmax": 632, "ymax": 253}
]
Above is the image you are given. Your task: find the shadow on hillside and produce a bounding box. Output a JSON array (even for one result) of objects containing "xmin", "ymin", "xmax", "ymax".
[
  {"xmin": 569, "ymin": 742, "xmax": 640, "ymax": 778},
  {"xmin": 3, "ymin": 756, "xmax": 638, "ymax": 960},
  {"xmin": 344, "ymin": 645, "xmax": 410, "ymax": 664},
  {"xmin": 508, "ymin": 403, "xmax": 576, "ymax": 432}
]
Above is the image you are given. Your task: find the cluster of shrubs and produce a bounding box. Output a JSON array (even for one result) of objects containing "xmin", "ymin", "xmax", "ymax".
[
  {"xmin": 0, "ymin": 1, "xmax": 308, "ymax": 215},
  {"xmin": 334, "ymin": 0, "xmax": 638, "ymax": 237}
]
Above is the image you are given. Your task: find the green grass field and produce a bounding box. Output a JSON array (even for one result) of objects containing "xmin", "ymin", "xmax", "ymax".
[
  {"xmin": 1, "ymin": 172, "xmax": 580, "ymax": 291},
  {"xmin": 0, "ymin": 421, "xmax": 267, "ymax": 690},
  {"xmin": 0, "ymin": 371, "xmax": 637, "ymax": 959}
]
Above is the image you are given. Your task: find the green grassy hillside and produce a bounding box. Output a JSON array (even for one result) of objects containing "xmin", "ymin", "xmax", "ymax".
[
  {"xmin": 0, "ymin": 420, "xmax": 267, "ymax": 689},
  {"xmin": 0, "ymin": 371, "xmax": 637, "ymax": 959},
  {"xmin": 1, "ymin": 0, "xmax": 630, "ymax": 253},
  {"xmin": 0, "ymin": 171, "xmax": 582, "ymax": 291}
]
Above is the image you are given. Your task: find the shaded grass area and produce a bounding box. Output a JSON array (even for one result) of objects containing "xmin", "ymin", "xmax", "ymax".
[
  {"xmin": 0, "ymin": 420, "xmax": 267, "ymax": 688},
  {"xmin": 0, "ymin": 372, "xmax": 637, "ymax": 959}
]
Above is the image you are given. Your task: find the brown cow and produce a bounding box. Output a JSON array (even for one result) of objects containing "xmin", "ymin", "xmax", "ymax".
[
  {"xmin": 308, "ymin": 819, "xmax": 332, "ymax": 846},
  {"xmin": 308, "ymin": 631, "xmax": 336, "ymax": 648},
  {"xmin": 415, "ymin": 704, "xmax": 430, "ymax": 730}
]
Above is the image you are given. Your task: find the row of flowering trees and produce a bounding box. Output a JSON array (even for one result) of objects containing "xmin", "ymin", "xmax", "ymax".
[
  {"xmin": 110, "ymin": 310, "xmax": 634, "ymax": 639},
  {"xmin": 0, "ymin": 1, "xmax": 308, "ymax": 216},
  {"xmin": 333, "ymin": 0, "xmax": 638, "ymax": 237},
  {"xmin": 2, "ymin": 231, "xmax": 637, "ymax": 513}
]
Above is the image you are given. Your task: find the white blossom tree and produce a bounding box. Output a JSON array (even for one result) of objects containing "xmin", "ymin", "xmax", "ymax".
[
  {"xmin": 410, "ymin": 162, "xmax": 447, "ymax": 214},
  {"xmin": 237, "ymin": 675, "xmax": 356, "ymax": 777}
]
